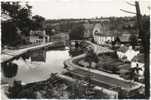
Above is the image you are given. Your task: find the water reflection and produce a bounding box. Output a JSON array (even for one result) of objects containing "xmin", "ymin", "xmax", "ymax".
[{"xmin": 12, "ymin": 49, "xmax": 70, "ymax": 84}]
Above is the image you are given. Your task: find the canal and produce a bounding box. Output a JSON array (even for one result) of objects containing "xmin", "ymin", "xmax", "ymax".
[{"xmin": 11, "ymin": 49, "xmax": 71, "ymax": 84}]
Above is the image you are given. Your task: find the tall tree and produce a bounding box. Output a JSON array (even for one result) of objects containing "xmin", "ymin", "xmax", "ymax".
[
  {"xmin": 32, "ymin": 15, "xmax": 45, "ymax": 30},
  {"xmin": 1, "ymin": 2, "xmax": 33, "ymax": 46}
]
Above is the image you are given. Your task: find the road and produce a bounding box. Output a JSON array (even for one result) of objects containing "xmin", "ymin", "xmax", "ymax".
[
  {"xmin": 70, "ymin": 68, "xmax": 135, "ymax": 89},
  {"xmin": 64, "ymin": 41, "xmax": 143, "ymax": 92}
]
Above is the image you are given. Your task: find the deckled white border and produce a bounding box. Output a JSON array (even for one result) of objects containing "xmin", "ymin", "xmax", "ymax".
[{"xmin": 0, "ymin": 0, "xmax": 150, "ymax": 99}]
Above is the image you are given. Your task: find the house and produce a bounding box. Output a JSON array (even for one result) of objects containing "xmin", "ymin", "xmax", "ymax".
[
  {"xmin": 117, "ymin": 45, "xmax": 139, "ymax": 62},
  {"xmin": 92, "ymin": 23, "xmax": 115, "ymax": 45},
  {"xmin": 113, "ymin": 33, "xmax": 133, "ymax": 49},
  {"xmin": 118, "ymin": 33, "xmax": 131, "ymax": 44},
  {"xmin": 131, "ymin": 53, "xmax": 144, "ymax": 77},
  {"xmin": 29, "ymin": 30, "xmax": 49, "ymax": 44}
]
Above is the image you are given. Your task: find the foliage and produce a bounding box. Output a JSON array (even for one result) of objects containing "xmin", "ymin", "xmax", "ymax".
[
  {"xmin": 85, "ymin": 47, "xmax": 98, "ymax": 63},
  {"xmin": 16, "ymin": 88, "xmax": 37, "ymax": 98},
  {"xmin": 69, "ymin": 24, "xmax": 85, "ymax": 40},
  {"xmin": 129, "ymin": 34, "xmax": 137, "ymax": 49},
  {"xmin": 1, "ymin": 2, "xmax": 32, "ymax": 35},
  {"xmin": 1, "ymin": 2, "xmax": 33, "ymax": 46},
  {"xmin": 1, "ymin": 21, "xmax": 22, "ymax": 46},
  {"xmin": 45, "ymin": 27, "xmax": 52, "ymax": 35},
  {"xmin": 2, "ymin": 63, "xmax": 18, "ymax": 78},
  {"xmin": 32, "ymin": 15, "xmax": 45, "ymax": 30}
]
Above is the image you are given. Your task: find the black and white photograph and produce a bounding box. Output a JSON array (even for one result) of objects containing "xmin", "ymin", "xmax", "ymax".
[{"xmin": 0, "ymin": 0, "xmax": 150, "ymax": 99}]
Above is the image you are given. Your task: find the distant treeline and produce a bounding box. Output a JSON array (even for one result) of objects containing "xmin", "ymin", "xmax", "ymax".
[{"xmin": 45, "ymin": 15, "xmax": 149, "ymax": 37}]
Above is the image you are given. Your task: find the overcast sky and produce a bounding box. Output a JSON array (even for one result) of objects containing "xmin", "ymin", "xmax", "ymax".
[{"xmin": 28, "ymin": 0, "xmax": 150, "ymax": 19}]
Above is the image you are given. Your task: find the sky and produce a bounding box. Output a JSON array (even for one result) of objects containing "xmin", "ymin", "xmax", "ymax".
[{"xmin": 27, "ymin": 0, "xmax": 150, "ymax": 19}]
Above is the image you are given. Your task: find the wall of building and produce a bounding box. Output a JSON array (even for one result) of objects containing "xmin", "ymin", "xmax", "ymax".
[{"xmin": 29, "ymin": 30, "xmax": 49, "ymax": 44}]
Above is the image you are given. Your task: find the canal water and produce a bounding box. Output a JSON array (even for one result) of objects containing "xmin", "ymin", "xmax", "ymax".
[{"xmin": 11, "ymin": 49, "xmax": 71, "ymax": 84}]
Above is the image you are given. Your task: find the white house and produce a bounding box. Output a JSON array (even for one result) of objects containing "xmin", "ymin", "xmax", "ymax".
[
  {"xmin": 29, "ymin": 30, "xmax": 49, "ymax": 44},
  {"xmin": 95, "ymin": 35, "xmax": 114, "ymax": 45},
  {"xmin": 124, "ymin": 46, "xmax": 139, "ymax": 61},
  {"xmin": 117, "ymin": 45, "xmax": 139, "ymax": 62}
]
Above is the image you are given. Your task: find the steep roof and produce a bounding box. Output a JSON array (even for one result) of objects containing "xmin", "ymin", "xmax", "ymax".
[
  {"xmin": 132, "ymin": 53, "xmax": 144, "ymax": 63},
  {"xmin": 93, "ymin": 23, "xmax": 103, "ymax": 34},
  {"xmin": 119, "ymin": 34, "xmax": 131, "ymax": 42}
]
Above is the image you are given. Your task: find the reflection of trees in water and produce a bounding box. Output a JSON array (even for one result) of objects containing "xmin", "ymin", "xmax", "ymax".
[{"xmin": 2, "ymin": 62, "xmax": 18, "ymax": 78}]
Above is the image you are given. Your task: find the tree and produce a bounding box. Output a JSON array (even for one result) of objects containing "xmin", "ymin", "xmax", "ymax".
[
  {"xmin": 129, "ymin": 34, "xmax": 137, "ymax": 49},
  {"xmin": 2, "ymin": 2, "xmax": 32, "ymax": 35},
  {"xmin": 32, "ymin": 15, "xmax": 45, "ymax": 30},
  {"xmin": 1, "ymin": 21, "xmax": 22, "ymax": 46},
  {"xmin": 2, "ymin": 62, "xmax": 18, "ymax": 78},
  {"xmin": 69, "ymin": 24, "xmax": 85, "ymax": 40},
  {"xmin": 84, "ymin": 46, "xmax": 98, "ymax": 90},
  {"xmin": 1, "ymin": 2, "xmax": 33, "ymax": 46}
]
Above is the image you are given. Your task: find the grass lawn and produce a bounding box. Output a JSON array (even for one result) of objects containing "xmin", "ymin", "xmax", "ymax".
[{"xmin": 77, "ymin": 52, "xmax": 131, "ymax": 74}]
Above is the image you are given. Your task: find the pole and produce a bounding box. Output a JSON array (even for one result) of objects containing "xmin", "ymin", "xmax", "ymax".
[{"xmin": 135, "ymin": 1, "xmax": 150, "ymax": 98}]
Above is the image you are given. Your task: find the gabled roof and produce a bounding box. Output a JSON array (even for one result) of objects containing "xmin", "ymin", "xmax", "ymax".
[
  {"xmin": 132, "ymin": 53, "xmax": 144, "ymax": 63},
  {"xmin": 94, "ymin": 32, "xmax": 116, "ymax": 36},
  {"xmin": 119, "ymin": 34, "xmax": 131, "ymax": 42},
  {"xmin": 30, "ymin": 30, "xmax": 48, "ymax": 37}
]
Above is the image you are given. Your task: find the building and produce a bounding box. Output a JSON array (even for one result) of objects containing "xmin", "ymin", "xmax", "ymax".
[
  {"xmin": 29, "ymin": 30, "xmax": 49, "ymax": 44},
  {"xmin": 92, "ymin": 23, "xmax": 115, "ymax": 45},
  {"xmin": 117, "ymin": 45, "xmax": 139, "ymax": 62}
]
